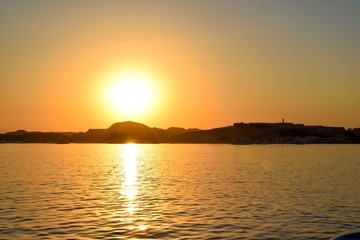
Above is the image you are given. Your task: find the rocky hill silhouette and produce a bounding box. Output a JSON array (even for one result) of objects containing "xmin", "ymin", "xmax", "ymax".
[
  {"xmin": 106, "ymin": 121, "xmax": 164, "ymax": 143},
  {"xmin": 82, "ymin": 121, "xmax": 199, "ymax": 143}
]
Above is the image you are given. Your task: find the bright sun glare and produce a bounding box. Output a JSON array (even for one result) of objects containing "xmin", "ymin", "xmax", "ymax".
[{"xmin": 105, "ymin": 71, "xmax": 156, "ymax": 117}]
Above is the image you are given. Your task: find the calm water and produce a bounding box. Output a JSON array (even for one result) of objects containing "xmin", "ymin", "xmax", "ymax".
[{"xmin": 0, "ymin": 144, "xmax": 359, "ymax": 239}]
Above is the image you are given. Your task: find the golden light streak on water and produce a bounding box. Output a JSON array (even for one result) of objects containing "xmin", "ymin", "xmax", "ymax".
[
  {"xmin": 121, "ymin": 143, "xmax": 147, "ymax": 231},
  {"xmin": 138, "ymin": 225, "xmax": 147, "ymax": 231},
  {"xmin": 123, "ymin": 144, "xmax": 138, "ymax": 186}
]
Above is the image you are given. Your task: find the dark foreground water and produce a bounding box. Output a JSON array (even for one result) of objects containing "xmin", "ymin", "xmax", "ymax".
[{"xmin": 0, "ymin": 144, "xmax": 359, "ymax": 239}]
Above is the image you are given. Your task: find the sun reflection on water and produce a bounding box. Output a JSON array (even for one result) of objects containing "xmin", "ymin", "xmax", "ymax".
[
  {"xmin": 121, "ymin": 143, "xmax": 147, "ymax": 232},
  {"xmin": 123, "ymin": 144, "xmax": 138, "ymax": 200}
]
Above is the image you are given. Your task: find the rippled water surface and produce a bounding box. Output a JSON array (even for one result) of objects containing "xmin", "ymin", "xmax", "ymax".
[{"xmin": 0, "ymin": 144, "xmax": 359, "ymax": 239}]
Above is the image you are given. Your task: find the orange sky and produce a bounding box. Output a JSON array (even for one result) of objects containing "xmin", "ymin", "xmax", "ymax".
[{"xmin": 1, "ymin": 1, "xmax": 359, "ymax": 132}]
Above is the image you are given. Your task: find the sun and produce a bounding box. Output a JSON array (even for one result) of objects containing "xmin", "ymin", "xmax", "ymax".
[{"xmin": 104, "ymin": 71, "xmax": 156, "ymax": 117}]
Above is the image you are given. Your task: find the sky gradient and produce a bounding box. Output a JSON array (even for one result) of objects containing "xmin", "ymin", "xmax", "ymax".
[{"xmin": 1, "ymin": 0, "xmax": 359, "ymax": 132}]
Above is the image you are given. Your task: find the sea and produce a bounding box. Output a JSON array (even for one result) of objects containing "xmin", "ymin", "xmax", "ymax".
[{"xmin": 0, "ymin": 144, "xmax": 359, "ymax": 239}]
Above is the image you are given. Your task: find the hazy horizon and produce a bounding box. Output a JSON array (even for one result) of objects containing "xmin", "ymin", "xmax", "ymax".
[{"xmin": 1, "ymin": 0, "xmax": 359, "ymax": 132}]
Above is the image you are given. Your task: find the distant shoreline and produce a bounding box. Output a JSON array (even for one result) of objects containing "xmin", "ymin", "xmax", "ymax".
[{"xmin": 1, "ymin": 121, "xmax": 359, "ymax": 144}]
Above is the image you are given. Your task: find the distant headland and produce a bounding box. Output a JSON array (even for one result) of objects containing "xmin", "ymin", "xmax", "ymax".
[{"xmin": 1, "ymin": 121, "xmax": 360, "ymax": 144}]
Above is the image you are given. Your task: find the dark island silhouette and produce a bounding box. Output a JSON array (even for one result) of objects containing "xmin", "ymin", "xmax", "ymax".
[{"xmin": 1, "ymin": 121, "xmax": 360, "ymax": 144}]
